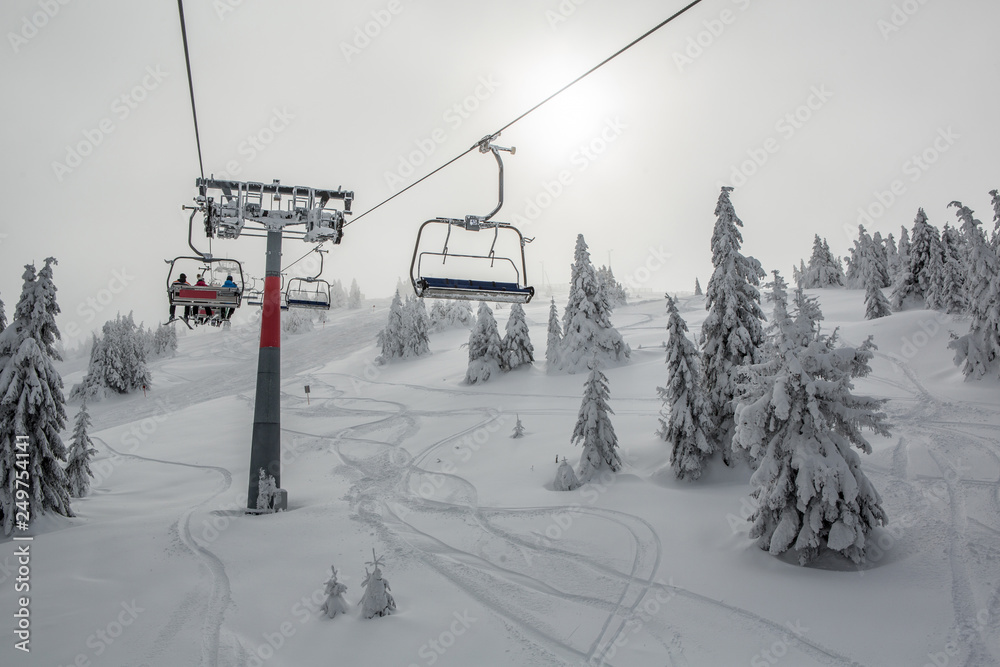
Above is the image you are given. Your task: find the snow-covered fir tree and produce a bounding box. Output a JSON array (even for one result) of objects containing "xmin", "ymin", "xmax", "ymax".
[
  {"xmin": 375, "ymin": 291, "xmax": 405, "ymax": 364},
  {"xmin": 0, "ymin": 292, "xmax": 6, "ymax": 334},
  {"xmin": 701, "ymin": 187, "xmax": 766, "ymax": 464},
  {"xmin": 892, "ymin": 208, "xmax": 940, "ymax": 310},
  {"xmin": 791, "ymin": 259, "xmax": 806, "ymax": 287},
  {"xmin": 992, "ymin": 189, "xmax": 1000, "ymax": 248},
  {"xmin": 870, "ymin": 231, "xmax": 892, "ymax": 288},
  {"xmin": 0, "ymin": 259, "xmax": 73, "ymax": 534},
  {"xmin": 596, "ymin": 265, "xmax": 628, "ymax": 308},
  {"xmin": 511, "ymin": 415, "xmax": 525, "ymax": 438},
  {"xmin": 348, "ymin": 279, "xmax": 363, "ymax": 309},
  {"xmin": 894, "ymin": 226, "xmax": 911, "ymax": 283},
  {"xmin": 802, "ymin": 235, "xmax": 845, "ymax": 288},
  {"xmin": 466, "ymin": 301, "xmax": 504, "ymax": 384},
  {"xmin": 657, "ymin": 295, "xmax": 713, "ymax": 480},
  {"xmin": 501, "ymin": 303, "xmax": 533, "ymax": 371},
  {"xmin": 559, "ymin": 235, "xmax": 629, "ymax": 373},
  {"xmin": 447, "ymin": 300, "xmax": 474, "ymax": 328},
  {"xmin": 844, "ymin": 230, "xmax": 864, "ymax": 288},
  {"xmin": 150, "ymin": 323, "xmax": 178, "ymax": 358},
  {"xmin": 402, "ymin": 296, "xmax": 430, "ymax": 358},
  {"xmin": 733, "ymin": 275, "xmax": 888, "ymax": 565},
  {"xmin": 428, "ymin": 300, "xmax": 450, "ymax": 331},
  {"xmin": 573, "ymin": 361, "xmax": 621, "ymax": 483},
  {"xmin": 694, "ymin": 277, "xmax": 703, "ymax": 296},
  {"xmin": 320, "ymin": 565, "xmax": 350, "ymax": 619},
  {"xmin": 554, "ymin": 457, "xmax": 580, "ymax": 491},
  {"xmin": 330, "ymin": 280, "xmax": 347, "ymax": 309},
  {"xmin": 282, "ymin": 308, "xmax": 314, "ymax": 335},
  {"xmin": 948, "ymin": 201, "xmax": 1000, "ymax": 379},
  {"xmin": 927, "ymin": 223, "xmax": 966, "ymax": 313},
  {"xmin": 65, "ymin": 402, "xmax": 97, "ymax": 497},
  {"xmin": 864, "ymin": 261, "xmax": 892, "ymax": 320},
  {"xmin": 882, "ymin": 232, "xmax": 899, "ymax": 279},
  {"xmin": 545, "ymin": 297, "xmax": 562, "ymax": 371},
  {"xmin": 72, "ymin": 313, "xmax": 153, "ymax": 400},
  {"xmin": 359, "ymin": 550, "xmax": 395, "ymax": 618}
]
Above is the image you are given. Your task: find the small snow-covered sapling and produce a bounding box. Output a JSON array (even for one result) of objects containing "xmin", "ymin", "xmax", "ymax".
[
  {"xmin": 321, "ymin": 566, "xmax": 350, "ymax": 619},
  {"xmin": 256, "ymin": 468, "xmax": 277, "ymax": 512},
  {"xmin": 359, "ymin": 549, "xmax": 396, "ymax": 619}
]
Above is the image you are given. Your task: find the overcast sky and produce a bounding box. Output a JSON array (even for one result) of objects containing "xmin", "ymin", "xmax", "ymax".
[{"xmin": 2, "ymin": 0, "xmax": 998, "ymax": 348}]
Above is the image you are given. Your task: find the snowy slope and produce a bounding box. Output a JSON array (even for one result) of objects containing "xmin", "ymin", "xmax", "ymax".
[{"xmin": 2, "ymin": 290, "xmax": 998, "ymax": 667}]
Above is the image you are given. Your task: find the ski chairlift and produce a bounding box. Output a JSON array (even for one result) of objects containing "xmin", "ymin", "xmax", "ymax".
[
  {"xmin": 245, "ymin": 277, "xmax": 264, "ymax": 306},
  {"xmin": 194, "ymin": 178, "xmax": 353, "ymax": 242},
  {"xmin": 410, "ymin": 136, "xmax": 534, "ymax": 304},
  {"xmin": 285, "ymin": 248, "xmax": 332, "ymax": 310},
  {"xmin": 165, "ymin": 209, "xmax": 245, "ymax": 322},
  {"xmin": 166, "ymin": 256, "xmax": 244, "ymax": 314}
]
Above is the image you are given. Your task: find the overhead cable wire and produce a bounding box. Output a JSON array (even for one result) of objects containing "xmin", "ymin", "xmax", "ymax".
[
  {"xmin": 344, "ymin": 0, "xmax": 706, "ymax": 227},
  {"xmin": 177, "ymin": 0, "xmax": 206, "ymax": 179}
]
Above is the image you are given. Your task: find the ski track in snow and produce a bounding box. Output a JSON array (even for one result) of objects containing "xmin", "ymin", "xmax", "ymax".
[
  {"xmin": 93, "ymin": 435, "xmax": 234, "ymax": 667},
  {"xmin": 869, "ymin": 350, "xmax": 1000, "ymax": 665},
  {"xmin": 282, "ymin": 372, "xmax": 866, "ymax": 666}
]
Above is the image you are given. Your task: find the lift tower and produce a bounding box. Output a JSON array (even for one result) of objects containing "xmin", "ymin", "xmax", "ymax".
[{"xmin": 189, "ymin": 177, "xmax": 353, "ymax": 510}]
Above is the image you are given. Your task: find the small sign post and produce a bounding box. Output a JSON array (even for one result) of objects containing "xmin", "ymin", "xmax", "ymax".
[{"xmin": 304, "ymin": 385, "xmax": 310, "ymax": 405}]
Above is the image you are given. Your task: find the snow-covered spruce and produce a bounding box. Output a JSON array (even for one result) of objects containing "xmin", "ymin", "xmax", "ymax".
[
  {"xmin": 320, "ymin": 566, "xmax": 350, "ymax": 619},
  {"xmin": 330, "ymin": 280, "xmax": 347, "ymax": 309},
  {"xmin": 348, "ymin": 278, "xmax": 363, "ymax": 309},
  {"xmin": 801, "ymin": 234, "xmax": 845, "ymax": 288},
  {"xmin": 931, "ymin": 223, "xmax": 967, "ymax": 314},
  {"xmin": 0, "ymin": 291, "xmax": 6, "ymax": 333},
  {"xmin": 501, "ymin": 303, "xmax": 533, "ymax": 371},
  {"xmin": 734, "ymin": 274, "xmax": 889, "ymax": 565},
  {"xmin": 657, "ymin": 295, "xmax": 713, "ymax": 480},
  {"xmin": 694, "ymin": 277, "xmax": 702, "ymax": 296},
  {"xmin": 282, "ymin": 308, "xmax": 314, "ymax": 335},
  {"xmin": 891, "ymin": 208, "xmax": 940, "ymax": 310},
  {"xmin": 948, "ymin": 201, "xmax": 1000, "ymax": 380},
  {"xmin": 573, "ymin": 362, "xmax": 621, "ymax": 483},
  {"xmin": 149, "ymin": 323, "xmax": 178, "ymax": 358},
  {"xmin": 558, "ymin": 234, "xmax": 629, "ymax": 373},
  {"xmin": 376, "ymin": 291, "xmax": 406, "ymax": 364},
  {"xmin": 860, "ymin": 228, "xmax": 892, "ymax": 320},
  {"xmin": 596, "ymin": 264, "xmax": 628, "ymax": 308},
  {"xmin": 893, "ymin": 226, "xmax": 911, "ymax": 284},
  {"xmin": 0, "ymin": 258, "xmax": 73, "ymax": 534},
  {"xmin": 466, "ymin": 301, "xmax": 504, "ymax": 384},
  {"xmin": 65, "ymin": 402, "xmax": 98, "ymax": 497},
  {"xmin": 700, "ymin": 187, "xmax": 766, "ymax": 464},
  {"xmin": 71, "ymin": 312, "xmax": 152, "ymax": 401},
  {"xmin": 545, "ymin": 297, "xmax": 562, "ymax": 371},
  {"xmin": 554, "ymin": 457, "xmax": 580, "ymax": 491},
  {"xmin": 402, "ymin": 295, "xmax": 431, "ymax": 358},
  {"xmin": 359, "ymin": 550, "xmax": 396, "ymax": 619}
]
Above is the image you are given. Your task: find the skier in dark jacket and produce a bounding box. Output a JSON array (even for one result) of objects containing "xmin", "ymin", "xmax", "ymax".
[{"xmin": 169, "ymin": 273, "xmax": 192, "ymax": 321}]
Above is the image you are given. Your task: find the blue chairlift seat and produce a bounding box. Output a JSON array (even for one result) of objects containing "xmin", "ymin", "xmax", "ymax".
[{"xmin": 417, "ymin": 276, "xmax": 534, "ymax": 304}]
